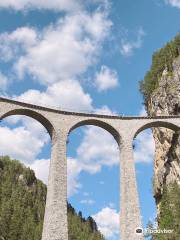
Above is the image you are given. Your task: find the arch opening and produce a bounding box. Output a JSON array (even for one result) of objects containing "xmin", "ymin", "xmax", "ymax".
[
  {"xmin": 0, "ymin": 114, "xmax": 52, "ymax": 240},
  {"xmin": 67, "ymin": 124, "xmax": 120, "ymax": 240},
  {"xmin": 0, "ymin": 108, "xmax": 54, "ymax": 138},
  {"xmin": 133, "ymin": 120, "xmax": 180, "ymax": 139},
  {"xmin": 68, "ymin": 119, "xmax": 121, "ymax": 146}
]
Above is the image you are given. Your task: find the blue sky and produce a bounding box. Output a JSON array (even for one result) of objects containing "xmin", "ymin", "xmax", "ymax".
[{"xmin": 0, "ymin": 0, "xmax": 179, "ymax": 239}]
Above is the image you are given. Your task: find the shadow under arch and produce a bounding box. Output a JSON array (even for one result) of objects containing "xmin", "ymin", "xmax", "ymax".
[
  {"xmin": 133, "ymin": 120, "xmax": 180, "ymax": 139},
  {"xmin": 68, "ymin": 119, "xmax": 121, "ymax": 145},
  {"xmin": 0, "ymin": 108, "xmax": 54, "ymax": 138}
]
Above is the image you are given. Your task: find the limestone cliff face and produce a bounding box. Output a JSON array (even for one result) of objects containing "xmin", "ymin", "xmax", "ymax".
[{"xmin": 146, "ymin": 57, "xmax": 180, "ymax": 210}]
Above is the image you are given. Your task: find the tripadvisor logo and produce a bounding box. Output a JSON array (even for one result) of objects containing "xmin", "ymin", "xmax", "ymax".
[
  {"xmin": 145, "ymin": 228, "xmax": 174, "ymax": 234},
  {"xmin": 135, "ymin": 227, "xmax": 174, "ymax": 235}
]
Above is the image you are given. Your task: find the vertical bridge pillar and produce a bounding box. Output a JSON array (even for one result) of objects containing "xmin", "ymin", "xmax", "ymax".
[
  {"xmin": 42, "ymin": 128, "xmax": 68, "ymax": 240},
  {"xmin": 120, "ymin": 136, "xmax": 144, "ymax": 240}
]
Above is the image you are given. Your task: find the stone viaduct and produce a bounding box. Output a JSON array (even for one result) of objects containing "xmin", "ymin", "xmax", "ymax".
[{"xmin": 0, "ymin": 97, "xmax": 180, "ymax": 240}]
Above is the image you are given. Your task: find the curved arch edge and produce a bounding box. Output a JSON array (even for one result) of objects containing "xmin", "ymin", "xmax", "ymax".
[
  {"xmin": 133, "ymin": 120, "xmax": 180, "ymax": 139},
  {"xmin": 0, "ymin": 108, "xmax": 55, "ymax": 139},
  {"xmin": 68, "ymin": 118, "xmax": 121, "ymax": 146}
]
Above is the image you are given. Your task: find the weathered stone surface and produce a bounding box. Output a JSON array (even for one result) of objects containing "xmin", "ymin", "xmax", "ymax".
[
  {"xmin": 147, "ymin": 58, "xmax": 180, "ymax": 213},
  {"xmin": 0, "ymin": 97, "xmax": 180, "ymax": 240}
]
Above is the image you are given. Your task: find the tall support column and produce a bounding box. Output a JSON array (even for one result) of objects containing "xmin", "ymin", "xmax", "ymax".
[
  {"xmin": 120, "ymin": 137, "xmax": 144, "ymax": 240},
  {"xmin": 42, "ymin": 128, "xmax": 68, "ymax": 240}
]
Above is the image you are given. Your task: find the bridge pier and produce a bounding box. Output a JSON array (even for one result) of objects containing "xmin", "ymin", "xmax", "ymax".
[
  {"xmin": 120, "ymin": 138, "xmax": 144, "ymax": 240},
  {"xmin": 42, "ymin": 129, "xmax": 68, "ymax": 240}
]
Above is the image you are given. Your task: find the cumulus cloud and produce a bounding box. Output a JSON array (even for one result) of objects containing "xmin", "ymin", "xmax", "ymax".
[
  {"xmin": 76, "ymin": 126, "xmax": 119, "ymax": 173},
  {"xmin": 29, "ymin": 159, "xmax": 50, "ymax": 184},
  {"xmin": 67, "ymin": 158, "xmax": 82, "ymax": 197},
  {"xmin": 0, "ymin": 0, "xmax": 82, "ymax": 12},
  {"xmin": 92, "ymin": 207, "xmax": 119, "ymax": 239},
  {"xmin": 95, "ymin": 105, "xmax": 118, "ymax": 115},
  {"xmin": 134, "ymin": 130, "xmax": 155, "ymax": 163},
  {"xmin": 0, "ymin": 11, "xmax": 112, "ymax": 86},
  {"xmin": 0, "ymin": 27, "xmax": 37, "ymax": 62},
  {"xmin": 165, "ymin": 0, "xmax": 180, "ymax": 8},
  {"xmin": 0, "ymin": 72, "xmax": 8, "ymax": 91},
  {"xmin": 15, "ymin": 80, "xmax": 93, "ymax": 112},
  {"xmin": 120, "ymin": 27, "xmax": 145, "ymax": 57},
  {"xmin": 0, "ymin": 124, "xmax": 48, "ymax": 164},
  {"xmin": 66, "ymin": 126, "xmax": 119, "ymax": 196},
  {"xmin": 95, "ymin": 65, "xmax": 119, "ymax": 91}
]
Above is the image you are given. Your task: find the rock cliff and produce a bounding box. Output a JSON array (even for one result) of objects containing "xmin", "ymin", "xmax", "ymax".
[{"xmin": 146, "ymin": 57, "xmax": 180, "ymax": 212}]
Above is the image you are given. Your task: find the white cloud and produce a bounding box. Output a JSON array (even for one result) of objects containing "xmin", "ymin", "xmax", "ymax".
[
  {"xmin": 95, "ymin": 65, "xmax": 119, "ymax": 91},
  {"xmin": 0, "ymin": 11, "xmax": 112, "ymax": 86},
  {"xmin": 95, "ymin": 105, "xmax": 118, "ymax": 115},
  {"xmin": 0, "ymin": 125, "xmax": 48, "ymax": 164},
  {"xmin": 0, "ymin": 72, "xmax": 8, "ymax": 91},
  {"xmin": 92, "ymin": 207, "xmax": 119, "ymax": 239},
  {"xmin": 0, "ymin": 4, "xmax": 113, "ymax": 200},
  {"xmin": 166, "ymin": 0, "xmax": 180, "ymax": 8},
  {"xmin": 120, "ymin": 27, "xmax": 145, "ymax": 57},
  {"xmin": 15, "ymin": 80, "xmax": 93, "ymax": 112},
  {"xmin": 0, "ymin": 27, "xmax": 37, "ymax": 62},
  {"xmin": 0, "ymin": 0, "xmax": 82, "ymax": 12},
  {"xmin": 134, "ymin": 130, "xmax": 155, "ymax": 163},
  {"xmin": 67, "ymin": 157, "xmax": 82, "ymax": 197},
  {"xmin": 29, "ymin": 158, "xmax": 50, "ymax": 184},
  {"xmin": 66, "ymin": 125, "xmax": 119, "ymax": 196},
  {"xmin": 80, "ymin": 199, "xmax": 95, "ymax": 205},
  {"xmin": 76, "ymin": 126, "xmax": 119, "ymax": 173},
  {"xmin": 0, "ymin": 112, "xmax": 50, "ymax": 183}
]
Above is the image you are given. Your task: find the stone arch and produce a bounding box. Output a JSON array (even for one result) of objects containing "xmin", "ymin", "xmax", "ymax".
[
  {"xmin": 68, "ymin": 118, "xmax": 121, "ymax": 145},
  {"xmin": 133, "ymin": 120, "xmax": 180, "ymax": 139},
  {"xmin": 0, "ymin": 108, "xmax": 54, "ymax": 138},
  {"xmin": 0, "ymin": 106, "xmax": 55, "ymax": 240},
  {"xmin": 67, "ymin": 118, "xmax": 121, "ymax": 239}
]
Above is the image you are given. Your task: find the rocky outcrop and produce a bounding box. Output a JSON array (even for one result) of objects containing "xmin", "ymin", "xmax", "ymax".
[{"xmin": 146, "ymin": 58, "xmax": 180, "ymax": 212}]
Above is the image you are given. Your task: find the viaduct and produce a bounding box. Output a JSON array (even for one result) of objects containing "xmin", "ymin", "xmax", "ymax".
[{"xmin": 0, "ymin": 97, "xmax": 180, "ymax": 240}]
